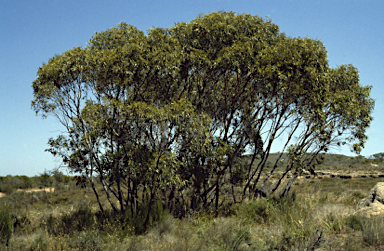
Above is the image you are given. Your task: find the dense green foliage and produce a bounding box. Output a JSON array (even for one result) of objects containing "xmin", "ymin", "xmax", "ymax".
[{"xmin": 32, "ymin": 11, "xmax": 374, "ymax": 223}]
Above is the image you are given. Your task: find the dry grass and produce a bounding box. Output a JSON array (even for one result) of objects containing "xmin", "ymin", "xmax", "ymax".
[{"xmin": 1, "ymin": 171, "xmax": 384, "ymax": 250}]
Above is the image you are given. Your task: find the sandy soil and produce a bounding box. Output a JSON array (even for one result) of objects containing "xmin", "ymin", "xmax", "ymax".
[
  {"xmin": 0, "ymin": 188, "xmax": 56, "ymax": 198},
  {"xmin": 18, "ymin": 187, "xmax": 55, "ymax": 193}
]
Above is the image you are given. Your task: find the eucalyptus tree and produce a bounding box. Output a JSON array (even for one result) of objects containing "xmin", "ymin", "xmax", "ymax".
[
  {"xmin": 165, "ymin": 12, "xmax": 373, "ymax": 205},
  {"xmin": 32, "ymin": 11, "xmax": 374, "ymax": 218},
  {"xmin": 32, "ymin": 24, "xmax": 211, "ymax": 227},
  {"xmin": 369, "ymin": 152, "xmax": 384, "ymax": 163}
]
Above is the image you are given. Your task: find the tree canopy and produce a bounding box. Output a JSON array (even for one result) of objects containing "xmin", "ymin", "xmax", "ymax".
[{"xmin": 32, "ymin": 11, "xmax": 374, "ymax": 223}]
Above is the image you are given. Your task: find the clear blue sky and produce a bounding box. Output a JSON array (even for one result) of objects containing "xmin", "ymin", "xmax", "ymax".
[{"xmin": 1, "ymin": 0, "xmax": 383, "ymax": 176}]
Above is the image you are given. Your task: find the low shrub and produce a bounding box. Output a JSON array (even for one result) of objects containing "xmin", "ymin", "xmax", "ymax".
[
  {"xmin": 343, "ymin": 234, "xmax": 365, "ymax": 251},
  {"xmin": 13, "ymin": 212, "xmax": 31, "ymax": 234},
  {"xmin": 345, "ymin": 214, "xmax": 363, "ymax": 231},
  {"xmin": 27, "ymin": 229, "xmax": 50, "ymax": 251},
  {"xmin": 46, "ymin": 202, "xmax": 96, "ymax": 236},
  {"xmin": 122, "ymin": 200, "xmax": 169, "ymax": 234},
  {"xmin": 362, "ymin": 216, "xmax": 384, "ymax": 246},
  {"xmin": 275, "ymin": 228, "xmax": 323, "ymax": 251},
  {"xmin": 193, "ymin": 217, "xmax": 251, "ymax": 250},
  {"xmin": 0, "ymin": 184, "xmax": 14, "ymax": 195},
  {"xmin": 0, "ymin": 204, "xmax": 13, "ymax": 246},
  {"xmin": 324, "ymin": 212, "xmax": 344, "ymax": 234},
  {"xmin": 343, "ymin": 191, "xmax": 367, "ymax": 205},
  {"xmin": 67, "ymin": 230, "xmax": 104, "ymax": 251},
  {"xmin": 235, "ymin": 198, "xmax": 276, "ymax": 224},
  {"xmin": 0, "ymin": 175, "xmax": 33, "ymax": 194}
]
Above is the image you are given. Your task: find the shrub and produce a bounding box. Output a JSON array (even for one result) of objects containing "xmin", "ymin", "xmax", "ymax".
[
  {"xmin": 273, "ymin": 194, "xmax": 321, "ymax": 250},
  {"xmin": 236, "ymin": 198, "xmax": 276, "ymax": 224},
  {"xmin": 345, "ymin": 214, "xmax": 363, "ymax": 231},
  {"xmin": 38, "ymin": 170, "xmax": 53, "ymax": 189},
  {"xmin": 195, "ymin": 217, "xmax": 251, "ymax": 250},
  {"xmin": 26, "ymin": 229, "xmax": 49, "ymax": 251},
  {"xmin": 46, "ymin": 203, "xmax": 96, "ymax": 236},
  {"xmin": 15, "ymin": 175, "xmax": 33, "ymax": 189},
  {"xmin": 276, "ymin": 228, "xmax": 323, "ymax": 251},
  {"xmin": 122, "ymin": 200, "xmax": 169, "ymax": 234},
  {"xmin": 46, "ymin": 213, "xmax": 59, "ymax": 236},
  {"xmin": 362, "ymin": 216, "xmax": 384, "ymax": 246},
  {"xmin": 324, "ymin": 212, "xmax": 343, "ymax": 234},
  {"xmin": 343, "ymin": 234, "xmax": 364, "ymax": 251},
  {"xmin": 13, "ymin": 213, "xmax": 31, "ymax": 234},
  {"xmin": 67, "ymin": 230, "xmax": 104, "ymax": 251},
  {"xmin": 0, "ymin": 183, "xmax": 14, "ymax": 195},
  {"xmin": 0, "ymin": 204, "xmax": 13, "ymax": 246},
  {"xmin": 343, "ymin": 191, "xmax": 367, "ymax": 205}
]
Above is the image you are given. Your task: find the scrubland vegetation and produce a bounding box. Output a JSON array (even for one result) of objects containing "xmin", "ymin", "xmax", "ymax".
[{"xmin": 1, "ymin": 155, "xmax": 384, "ymax": 250}]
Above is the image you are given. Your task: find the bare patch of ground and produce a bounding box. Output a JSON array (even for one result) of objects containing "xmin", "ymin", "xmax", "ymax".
[
  {"xmin": 0, "ymin": 188, "xmax": 56, "ymax": 198},
  {"xmin": 291, "ymin": 170, "xmax": 384, "ymax": 180},
  {"xmin": 20, "ymin": 187, "xmax": 55, "ymax": 193}
]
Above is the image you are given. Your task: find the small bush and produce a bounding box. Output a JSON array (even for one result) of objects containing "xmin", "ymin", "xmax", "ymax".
[
  {"xmin": 351, "ymin": 190, "xmax": 366, "ymax": 199},
  {"xmin": 319, "ymin": 194, "xmax": 328, "ymax": 204},
  {"xmin": 236, "ymin": 198, "xmax": 276, "ymax": 224},
  {"xmin": 362, "ymin": 216, "xmax": 384, "ymax": 246},
  {"xmin": 72, "ymin": 203, "xmax": 95, "ymax": 230},
  {"xmin": 0, "ymin": 204, "xmax": 13, "ymax": 246},
  {"xmin": 46, "ymin": 213, "xmax": 60, "ymax": 236},
  {"xmin": 46, "ymin": 203, "xmax": 96, "ymax": 236},
  {"xmin": 13, "ymin": 213, "xmax": 31, "ymax": 234},
  {"xmin": 67, "ymin": 230, "xmax": 104, "ymax": 251},
  {"xmin": 277, "ymin": 228, "xmax": 323, "ymax": 251},
  {"xmin": 122, "ymin": 200, "xmax": 169, "ymax": 234},
  {"xmin": 229, "ymin": 226, "xmax": 251, "ymax": 250},
  {"xmin": 0, "ymin": 183, "xmax": 14, "ymax": 195},
  {"xmin": 345, "ymin": 214, "xmax": 363, "ymax": 231},
  {"xmin": 153, "ymin": 215, "xmax": 174, "ymax": 237},
  {"xmin": 343, "ymin": 191, "xmax": 367, "ymax": 205},
  {"xmin": 276, "ymin": 191, "xmax": 297, "ymax": 207},
  {"xmin": 26, "ymin": 229, "xmax": 49, "ymax": 251},
  {"xmin": 274, "ymin": 196, "xmax": 321, "ymax": 250},
  {"xmin": 197, "ymin": 218, "xmax": 252, "ymax": 250},
  {"xmin": 0, "ymin": 175, "xmax": 33, "ymax": 194},
  {"xmin": 325, "ymin": 212, "xmax": 343, "ymax": 234},
  {"xmin": 343, "ymin": 234, "xmax": 364, "ymax": 251}
]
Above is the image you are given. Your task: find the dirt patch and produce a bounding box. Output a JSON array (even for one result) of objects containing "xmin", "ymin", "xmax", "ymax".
[
  {"xmin": 20, "ymin": 188, "xmax": 55, "ymax": 193},
  {"xmin": 293, "ymin": 170, "xmax": 384, "ymax": 180},
  {"xmin": 0, "ymin": 188, "xmax": 56, "ymax": 198}
]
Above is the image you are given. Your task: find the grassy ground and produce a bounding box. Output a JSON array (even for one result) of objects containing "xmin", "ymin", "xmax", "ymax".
[{"xmin": 2, "ymin": 161, "xmax": 384, "ymax": 250}]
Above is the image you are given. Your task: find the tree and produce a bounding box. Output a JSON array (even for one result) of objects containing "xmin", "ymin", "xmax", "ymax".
[
  {"xmin": 39, "ymin": 169, "xmax": 53, "ymax": 189},
  {"xmin": 165, "ymin": 12, "xmax": 373, "ymax": 202},
  {"xmin": 32, "ymin": 11, "xmax": 374, "ymax": 219},
  {"xmin": 371, "ymin": 153, "xmax": 384, "ymax": 162}
]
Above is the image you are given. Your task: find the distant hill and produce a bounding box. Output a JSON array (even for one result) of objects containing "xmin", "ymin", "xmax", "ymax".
[{"xmin": 242, "ymin": 152, "xmax": 384, "ymax": 173}]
